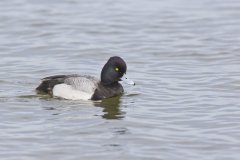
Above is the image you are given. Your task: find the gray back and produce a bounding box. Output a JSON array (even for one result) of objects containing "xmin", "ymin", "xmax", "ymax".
[{"xmin": 64, "ymin": 75, "xmax": 99, "ymax": 94}]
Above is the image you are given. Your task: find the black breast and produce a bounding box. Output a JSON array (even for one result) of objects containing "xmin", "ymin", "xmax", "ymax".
[{"xmin": 91, "ymin": 82, "xmax": 124, "ymax": 100}]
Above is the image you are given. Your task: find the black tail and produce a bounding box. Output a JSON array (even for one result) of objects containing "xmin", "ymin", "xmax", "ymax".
[{"xmin": 36, "ymin": 75, "xmax": 68, "ymax": 94}]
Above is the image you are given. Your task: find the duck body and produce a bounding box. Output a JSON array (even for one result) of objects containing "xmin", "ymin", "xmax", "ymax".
[
  {"xmin": 36, "ymin": 56, "xmax": 128, "ymax": 100},
  {"xmin": 36, "ymin": 74, "xmax": 123, "ymax": 100}
]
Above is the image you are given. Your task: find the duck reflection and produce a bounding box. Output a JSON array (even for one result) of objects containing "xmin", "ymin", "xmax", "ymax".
[{"xmin": 94, "ymin": 96, "xmax": 125, "ymax": 120}]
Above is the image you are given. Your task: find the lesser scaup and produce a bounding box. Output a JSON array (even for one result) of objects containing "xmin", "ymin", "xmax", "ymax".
[{"xmin": 36, "ymin": 56, "xmax": 134, "ymax": 100}]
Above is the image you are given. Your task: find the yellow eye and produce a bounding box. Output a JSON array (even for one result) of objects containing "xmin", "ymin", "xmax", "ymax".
[{"xmin": 115, "ymin": 67, "xmax": 119, "ymax": 72}]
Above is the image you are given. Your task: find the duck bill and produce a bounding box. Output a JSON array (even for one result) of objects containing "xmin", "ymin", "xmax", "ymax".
[{"xmin": 120, "ymin": 74, "xmax": 135, "ymax": 85}]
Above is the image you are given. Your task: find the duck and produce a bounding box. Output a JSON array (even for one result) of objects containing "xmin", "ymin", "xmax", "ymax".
[{"xmin": 36, "ymin": 56, "xmax": 134, "ymax": 100}]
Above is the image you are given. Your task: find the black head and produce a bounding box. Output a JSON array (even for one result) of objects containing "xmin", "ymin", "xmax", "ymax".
[{"xmin": 101, "ymin": 56, "xmax": 127, "ymax": 85}]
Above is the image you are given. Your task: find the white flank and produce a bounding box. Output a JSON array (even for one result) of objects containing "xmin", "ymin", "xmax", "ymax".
[{"xmin": 53, "ymin": 84, "xmax": 93, "ymax": 100}]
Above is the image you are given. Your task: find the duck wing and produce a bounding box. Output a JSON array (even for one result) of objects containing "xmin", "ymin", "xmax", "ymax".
[
  {"xmin": 36, "ymin": 74, "xmax": 77, "ymax": 94},
  {"xmin": 36, "ymin": 75, "xmax": 99, "ymax": 95}
]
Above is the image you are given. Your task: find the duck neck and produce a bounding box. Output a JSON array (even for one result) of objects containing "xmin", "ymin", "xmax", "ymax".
[{"xmin": 100, "ymin": 81, "xmax": 119, "ymax": 87}]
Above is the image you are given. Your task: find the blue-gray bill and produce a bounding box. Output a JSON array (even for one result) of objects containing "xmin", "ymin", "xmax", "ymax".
[{"xmin": 121, "ymin": 74, "xmax": 135, "ymax": 85}]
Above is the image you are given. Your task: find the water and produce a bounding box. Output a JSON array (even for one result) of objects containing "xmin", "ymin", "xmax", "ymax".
[{"xmin": 1, "ymin": 0, "xmax": 240, "ymax": 159}]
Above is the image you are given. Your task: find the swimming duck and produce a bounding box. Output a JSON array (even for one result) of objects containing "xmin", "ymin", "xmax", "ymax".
[{"xmin": 36, "ymin": 56, "xmax": 134, "ymax": 100}]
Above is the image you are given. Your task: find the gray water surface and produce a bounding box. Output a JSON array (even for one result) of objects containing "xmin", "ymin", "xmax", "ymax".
[{"xmin": 1, "ymin": 0, "xmax": 240, "ymax": 159}]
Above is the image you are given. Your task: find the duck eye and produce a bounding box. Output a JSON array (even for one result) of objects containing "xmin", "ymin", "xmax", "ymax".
[{"xmin": 115, "ymin": 67, "xmax": 119, "ymax": 72}]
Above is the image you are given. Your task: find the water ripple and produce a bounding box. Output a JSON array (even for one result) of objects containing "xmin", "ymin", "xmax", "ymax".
[{"xmin": 1, "ymin": 0, "xmax": 240, "ymax": 159}]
